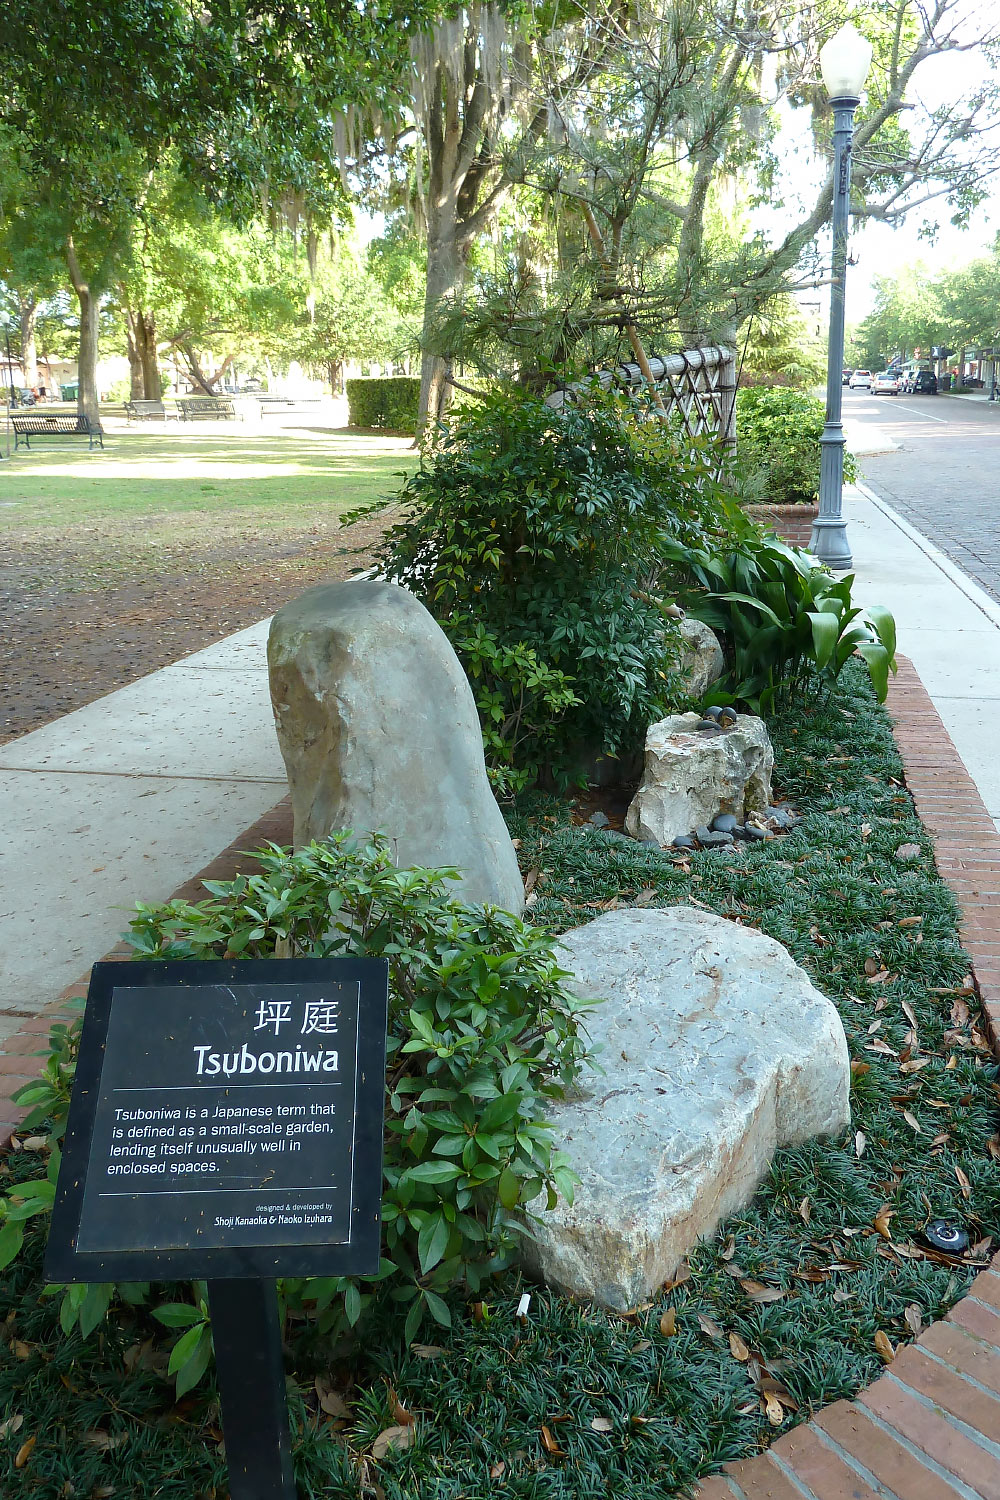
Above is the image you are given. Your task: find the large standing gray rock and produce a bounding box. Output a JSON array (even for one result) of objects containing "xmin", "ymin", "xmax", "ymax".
[
  {"xmin": 267, "ymin": 582, "xmax": 525, "ymax": 912},
  {"xmin": 625, "ymin": 712, "xmax": 773, "ymax": 846},
  {"xmin": 521, "ymin": 906, "xmax": 850, "ymax": 1309},
  {"xmin": 676, "ymin": 617, "xmax": 725, "ymax": 698}
]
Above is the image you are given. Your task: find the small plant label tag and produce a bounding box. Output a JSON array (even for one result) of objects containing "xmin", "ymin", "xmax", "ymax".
[{"xmin": 46, "ymin": 957, "xmax": 388, "ymax": 1283}]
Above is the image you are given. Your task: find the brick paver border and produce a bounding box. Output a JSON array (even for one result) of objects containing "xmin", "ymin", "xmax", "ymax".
[{"xmin": 3, "ymin": 660, "xmax": 1000, "ymax": 1498}]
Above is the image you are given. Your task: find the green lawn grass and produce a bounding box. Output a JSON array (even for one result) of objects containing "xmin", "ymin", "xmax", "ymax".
[
  {"xmin": 1, "ymin": 666, "xmax": 996, "ymax": 1498},
  {"xmin": 0, "ymin": 425, "xmax": 414, "ymax": 533}
]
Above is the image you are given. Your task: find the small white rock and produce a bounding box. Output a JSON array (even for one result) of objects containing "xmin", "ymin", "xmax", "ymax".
[{"xmin": 625, "ymin": 712, "xmax": 773, "ymax": 846}]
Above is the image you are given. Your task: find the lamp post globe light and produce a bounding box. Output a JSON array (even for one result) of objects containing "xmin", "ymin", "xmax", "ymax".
[{"xmin": 810, "ymin": 21, "xmax": 874, "ymax": 569}]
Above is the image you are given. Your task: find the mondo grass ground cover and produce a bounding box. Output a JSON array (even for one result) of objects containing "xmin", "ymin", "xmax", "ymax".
[{"xmin": 1, "ymin": 663, "xmax": 998, "ymax": 1499}]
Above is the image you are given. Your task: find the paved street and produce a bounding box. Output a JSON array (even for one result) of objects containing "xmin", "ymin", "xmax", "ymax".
[{"xmin": 849, "ymin": 390, "xmax": 1000, "ymax": 601}]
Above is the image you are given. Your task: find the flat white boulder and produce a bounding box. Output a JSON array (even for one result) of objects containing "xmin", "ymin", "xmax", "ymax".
[
  {"xmin": 625, "ymin": 712, "xmax": 773, "ymax": 846},
  {"xmin": 522, "ymin": 906, "xmax": 850, "ymax": 1309}
]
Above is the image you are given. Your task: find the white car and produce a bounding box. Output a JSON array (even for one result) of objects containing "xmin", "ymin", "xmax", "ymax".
[
  {"xmin": 871, "ymin": 371, "xmax": 901, "ymax": 395},
  {"xmin": 849, "ymin": 369, "xmax": 872, "ymax": 389}
]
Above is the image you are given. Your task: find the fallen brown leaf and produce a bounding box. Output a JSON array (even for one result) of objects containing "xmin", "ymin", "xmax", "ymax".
[
  {"xmin": 659, "ymin": 1307, "xmax": 677, "ymax": 1337},
  {"xmin": 662, "ymin": 1264, "xmax": 690, "ymax": 1293},
  {"xmin": 697, "ymin": 1313, "xmax": 726, "ymax": 1340},
  {"xmin": 490, "ymin": 1461, "xmax": 506, "ymax": 1478},
  {"xmin": 540, "ymin": 1425, "xmax": 565, "ymax": 1458},
  {"xmin": 903, "ymin": 1304, "xmax": 923, "ymax": 1337},
  {"xmin": 590, "ymin": 1417, "xmax": 614, "ymax": 1433},
  {"xmin": 902, "ymin": 1110, "xmax": 922, "ymax": 1134},
  {"xmin": 956, "ymin": 1165, "xmax": 972, "ymax": 1198},
  {"xmin": 729, "ymin": 1332, "xmax": 750, "ymax": 1362},
  {"xmin": 764, "ymin": 1394, "xmax": 785, "ymax": 1427},
  {"xmin": 372, "ymin": 1425, "xmax": 414, "ymax": 1461},
  {"xmin": 850, "ymin": 1061, "xmax": 871, "ymax": 1078},
  {"xmin": 874, "ymin": 1205, "xmax": 894, "ymax": 1241},
  {"xmin": 740, "ymin": 1280, "xmax": 785, "ymax": 1304},
  {"xmin": 799, "ymin": 1196, "xmax": 811, "ymax": 1224},
  {"xmin": 410, "ymin": 1345, "xmax": 445, "ymax": 1359},
  {"xmin": 855, "ymin": 1131, "xmax": 867, "ymax": 1157},
  {"xmin": 874, "ymin": 1330, "xmax": 895, "ymax": 1363},
  {"xmin": 14, "ymin": 1435, "xmax": 35, "ymax": 1469},
  {"xmin": 0, "ymin": 1414, "xmax": 23, "ymax": 1439},
  {"xmin": 720, "ymin": 1236, "xmax": 736, "ymax": 1261}
]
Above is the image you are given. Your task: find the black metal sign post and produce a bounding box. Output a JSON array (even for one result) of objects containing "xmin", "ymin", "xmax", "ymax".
[{"xmin": 47, "ymin": 957, "xmax": 389, "ymax": 1500}]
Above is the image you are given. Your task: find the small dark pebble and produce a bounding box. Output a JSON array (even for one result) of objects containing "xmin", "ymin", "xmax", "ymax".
[
  {"xmin": 672, "ymin": 834, "xmax": 696, "ymax": 850},
  {"xmin": 699, "ymin": 829, "xmax": 734, "ymax": 847},
  {"xmin": 743, "ymin": 824, "xmax": 768, "ymax": 841},
  {"xmin": 711, "ymin": 813, "xmax": 739, "ymax": 834},
  {"xmin": 587, "ymin": 811, "xmax": 610, "ymax": 828}
]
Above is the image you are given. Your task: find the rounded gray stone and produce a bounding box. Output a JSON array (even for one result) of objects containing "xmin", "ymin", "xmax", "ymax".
[{"xmin": 267, "ymin": 581, "xmax": 525, "ymax": 912}]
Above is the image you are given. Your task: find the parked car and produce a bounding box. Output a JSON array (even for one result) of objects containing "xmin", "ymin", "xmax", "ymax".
[
  {"xmin": 848, "ymin": 369, "xmax": 872, "ymax": 389},
  {"xmin": 842, "ymin": 368, "xmax": 853, "ymax": 385},
  {"xmin": 871, "ymin": 370, "xmax": 901, "ymax": 395},
  {"xmin": 907, "ymin": 369, "xmax": 937, "ymax": 394}
]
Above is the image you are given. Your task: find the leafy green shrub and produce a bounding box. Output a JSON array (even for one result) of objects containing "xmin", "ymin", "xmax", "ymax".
[
  {"xmin": 1, "ymin": 835, "xmax": 589, "ymax": 1390},
  {"xmin": 734, "ymin": 386, "xmax": 857, "ymax": 504},
  {"xmin": 362, "ymin": 388, "xmax": 736, "ymax": 786},
  {"xmin": 664, "ymin": 532, "xmax": 896, "ymax": 711},
  {"xmin": 346, "ymin": 376, "xmax": 420, "ymax": 432}
]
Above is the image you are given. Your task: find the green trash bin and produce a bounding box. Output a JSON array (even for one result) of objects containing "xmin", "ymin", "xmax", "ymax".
[{"xmin": 60, "ymin": 383, "xmax": 79, "ymax": 401}]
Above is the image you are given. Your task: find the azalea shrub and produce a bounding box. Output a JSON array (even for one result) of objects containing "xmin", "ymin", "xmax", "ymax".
[
  {"xmin": 734, "ymin": 386, "xmax": 858, "ymax": 505},
  {"xmin": 1, "ymin": 835, "xmax": 590, "ymax": 1393},
  {"xmin": 357, "ymin": 388, "xmax": 739, "ymax": 788}
]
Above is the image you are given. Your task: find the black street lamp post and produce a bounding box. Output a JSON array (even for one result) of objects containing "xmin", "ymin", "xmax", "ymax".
[{"xmin": 810, "ymin": 23, "xmax": 874, "ymax": 570}]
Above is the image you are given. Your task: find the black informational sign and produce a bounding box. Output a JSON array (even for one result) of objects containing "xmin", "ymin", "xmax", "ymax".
[{"xmin": 46, "ymin": 957, "xmax": 389, "ymax": 1283}]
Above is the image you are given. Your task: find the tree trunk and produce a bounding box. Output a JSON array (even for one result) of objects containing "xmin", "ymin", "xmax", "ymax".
[
  {"xmin": 19, "ymin": 296, "xmax": 38, "ymax": 389},
  {"xmin": 122, "ymin": 302, "xmax": 145, "ymax": 399},
  {"xmin": 65, "ymin": 237, "xmax": 101, "ymax": 426},
  {"xmin": 179, "ymin": 342, "xmax": 233, "ymax": 394},
  {"xmin": 418, "ymin": 225, "xmax": 463, "ymax": 433},
  {"xmin": 137, "ymin": 310, "xmax": 161, "ymax": 400}
]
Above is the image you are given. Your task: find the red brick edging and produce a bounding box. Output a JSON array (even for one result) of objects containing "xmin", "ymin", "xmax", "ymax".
[{"xmin": 4, "ymin": 663, "xmax": 1000, "ymax": 1499}]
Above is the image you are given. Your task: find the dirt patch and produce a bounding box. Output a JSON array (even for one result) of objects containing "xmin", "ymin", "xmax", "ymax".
[{"xmin": 0, "ymin": 516, "xmax": 387, "ymax": 744}]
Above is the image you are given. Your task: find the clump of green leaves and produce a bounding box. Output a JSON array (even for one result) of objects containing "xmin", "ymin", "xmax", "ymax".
[
  {"xmin": 734, "ymin": 386, "xmax": 858, "ymax": 505},
  {"xmin": 1, "ymin": 835, "xmax": 589, "ymax": 1386},
  {"xmin": 664, "ymin": 532, "xmax": 897, "ymax": 711},
  {"xmin": 359, "ymin": 388, "xmax": 737, "ymax": 788}
]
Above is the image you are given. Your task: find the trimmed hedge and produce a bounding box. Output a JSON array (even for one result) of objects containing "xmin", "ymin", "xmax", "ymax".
[
  {"xmin": 346, "ymin": 376, "xmax": 420, "ymax": 432},
  {"xmin": 735, "ymin": 385, "xmax": 857, "ymax": 504}
]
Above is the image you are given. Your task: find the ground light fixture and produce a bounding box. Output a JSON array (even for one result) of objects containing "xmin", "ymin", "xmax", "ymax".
[{"xmin": 810, "ymin": 22, "xmax": 874, "ymax": 569}]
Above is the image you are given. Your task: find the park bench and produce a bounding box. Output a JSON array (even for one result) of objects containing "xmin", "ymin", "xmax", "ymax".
[
  {"xmin": 124, "ymin": 399, "xmax": 177, "ymax": 422},
  {"xmin": 11, "ymin": 413, "xmax": 104, "ymax": 451},
  {"xmin": 177, "ymin": 397, "xmax": 237, "ymax": 421},
  {"xmin": 255, "ymin": 394, "xmax": 325, "ymax": 417}
]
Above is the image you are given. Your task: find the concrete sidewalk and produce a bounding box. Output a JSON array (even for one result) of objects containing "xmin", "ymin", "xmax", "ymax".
[
  {"xmin": 847, "ymin": 482, "xmax": 1000, "ymax": 834},
  {"xmin": 0, "ymin": 619, "xmax": 286, "ymax": 1040}
]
